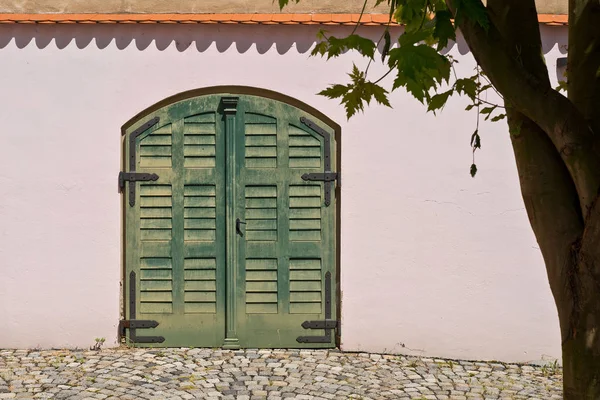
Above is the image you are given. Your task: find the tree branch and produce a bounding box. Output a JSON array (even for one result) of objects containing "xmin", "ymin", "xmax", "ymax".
[
  {"xmin": 507, "ymin": 107, "xmax": 583, "ymax": 341},
  {"xmin": 568, "ymin": 0, "xmax": 600, "ymax": 139},
  {"xmin": 447, "ymin": 0, "xmax": 600, "ymax": 217},
  {"xmin": 487, "ymin": 0, "xmax": 586, "ymax": 341}
]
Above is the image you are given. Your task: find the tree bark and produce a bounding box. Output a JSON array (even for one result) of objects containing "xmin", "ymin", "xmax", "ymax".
[
  {"xmin": 568, "ymin": 0, "xmax": 600, "ymax": 137},
  {"xmin": 507, "ymin": 108, "xmax": 600, "ymax": 399},
  {"xmin": 507, "ymin": 108, "xmax": 581, "ymax": 340},
  {"xmin": 561, "ymin": 235, "xmax": 600, "ymax": 399},
  {"xmin": 461, "ymin": 1, "xmax": 600, "ymax": 398}
]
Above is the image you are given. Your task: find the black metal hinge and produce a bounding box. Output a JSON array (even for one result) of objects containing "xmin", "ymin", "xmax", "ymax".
[
  {"xmin": 119, "ymin": 117, "xmax": 160, "ymax": 207},
  {"xmin": 297, "ymin": 271, "xmax": 338, "ymax": 344},
  {"xmin": 118, "ymin": 172, "xmax": 159, "ymax": 191},
  {"xmin": 118, "ymin": 320, "xmax": 159, "ymax": 337},
  {"xmin": 299, "ymin": 117, "xmax": 339, "ymax": 206},
  {"xmin": 120, "ymin": 271, "xmax": 165, "ymax": 344},
  {"xmin": 302, "ymin": 172, "xmax": 338, "ymax": 182}
]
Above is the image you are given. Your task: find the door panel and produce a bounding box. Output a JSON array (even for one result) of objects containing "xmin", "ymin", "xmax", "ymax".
[
  {"xmin": 125, "ymin": 95, "xmax": 226, "ymax": 347},
  {"xmin": 236, "ymin": 96, "xmax": 336, "ymax": 348},
  {"xmin": 124, "ymin": 93, "xmax": 337, "ymax": 348}
]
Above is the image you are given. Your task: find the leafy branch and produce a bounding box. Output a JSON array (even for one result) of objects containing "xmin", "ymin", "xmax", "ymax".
[{"xmin": 283, "ymin": 0, "xmax": 507, "ymax": 176}]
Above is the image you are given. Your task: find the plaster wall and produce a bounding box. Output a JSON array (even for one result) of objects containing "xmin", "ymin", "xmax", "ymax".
[
  {"xmin": 0, "ymin": 0, "xmax": 568, "ymax": 15},
  {"xmin": 0, "ymin": 23, "xmax": 566, "ymax": 362}
]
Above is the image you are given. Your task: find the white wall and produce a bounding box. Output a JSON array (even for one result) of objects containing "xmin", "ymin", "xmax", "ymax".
[{"xmin": 0, "ymin": 22, "xmax": 566, "ymax": 362}]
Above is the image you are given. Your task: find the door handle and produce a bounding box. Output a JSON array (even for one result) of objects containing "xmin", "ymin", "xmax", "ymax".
[{"xmin": 236, "ymin": 218, "xmax": 246, "ymax": 237}]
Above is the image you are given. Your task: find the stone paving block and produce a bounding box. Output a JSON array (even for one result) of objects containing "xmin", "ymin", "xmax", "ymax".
[{"xmin": 0, "ymin": 349, "xmax": 563, "ymax": 400}]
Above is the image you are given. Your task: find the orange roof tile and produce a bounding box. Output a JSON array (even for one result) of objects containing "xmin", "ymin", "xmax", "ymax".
[
  {"xmin": 292, "ymin": 13, "xmax": 311, "ymax": 23},
  {"xmin": 331, "ymin": 14, "xmax": 353, "ymax": 24},
  {"xmin": 310, "ymin": 14, "xmax": 333, "ymax": 23},
  {"xmin": 0, "ymin": 13, "xmax": 568, "ymax": 26},
  {"xmin": 537, "ymin": 14, "xmax": 568, "ymax": 25}
]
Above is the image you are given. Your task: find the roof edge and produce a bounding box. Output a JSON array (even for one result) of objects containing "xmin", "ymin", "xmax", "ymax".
[{"xmin": 0, "ymin": 13, "xmax": 568, "ymax": 26}]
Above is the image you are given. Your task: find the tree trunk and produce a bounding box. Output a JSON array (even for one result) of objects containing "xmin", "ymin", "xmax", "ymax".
[
  {"xmin": 452, "ymin": 1, "xmax": 600, "ymax": 397},
  {"xmin": 562, "ymin": 193, "xmax": 600, "ymax": 398},
  {"xmin": 561, "ymin": 249, "xmax": 600, "ymax": 399},
  {"xmin": 562, "ymin": 314, "xmax": 600, "ymax": 399}
]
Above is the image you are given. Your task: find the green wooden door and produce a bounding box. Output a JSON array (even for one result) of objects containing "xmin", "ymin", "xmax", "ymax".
[{"xmin": 123, "ymin": 92, "xmax": 337, "ymax": 348}]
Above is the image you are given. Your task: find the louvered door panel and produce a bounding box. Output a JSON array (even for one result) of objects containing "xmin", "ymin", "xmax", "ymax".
[
  {"xmin": 138, "ymin": 184, "xmax": 174, "ymax": 313},
  {"xmin": 289, "ymin": 124, "xmax": 321, "ymax": 168},
  {"xmin": 289, "ymin": 185, "xmax": 322, "ymax": 241},
  {"xmin": 125, "ymin": 95, "xmax": 226, "ymax": 347},
  {"xmin": 245, "ymin": 259, "xmax": 278, "ymax": 313},
  {"xmin": 245, "ymin": 186, "xmax": 278, "ymax": 241},
  {"xmin": 184, "ymin": 185, "xmax": 217, "ymax": 241},
  {"xmin": 184, "ymin": 258, "xmax": 217, "ymax": 313},
  {"xmin": 245, "ymin": 113, "xmax": 277, "ymax": 168},
  {"xmin": 140, "ymin": 124, "xmax": 172, "ymax": 168},
  {"xmin": 184, "ymin": 113, "xmax": 216, "ymax": 168},
  {"xmin": 289, "ymin": 258, "xmax": 322, "ymax": 314},
  {"xmin": 237, "ymin": 96, "xmax": 336, "ymax": 348}
]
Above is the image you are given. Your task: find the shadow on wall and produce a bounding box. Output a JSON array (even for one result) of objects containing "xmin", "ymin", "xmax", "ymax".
[
  {"xmin": 0, "ymin": 23, "xmax": 382, "ymax": 55},
  {"xmin": 0, "ymin": 22, "xmax": 567, "ymax": 57},
  {"xmin": 455, "ymin": 24, "xmax": 567, "ymax": 57}
]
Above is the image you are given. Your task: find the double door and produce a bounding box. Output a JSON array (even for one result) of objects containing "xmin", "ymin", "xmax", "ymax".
[{"xmin": 122, "ymin": 93, "xmax": 337, "ymax": 348}]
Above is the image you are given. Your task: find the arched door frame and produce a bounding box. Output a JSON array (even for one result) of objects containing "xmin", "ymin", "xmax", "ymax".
[{"xmin": 120, "ymin": 86, "xmax": 342, "ymax": 346}]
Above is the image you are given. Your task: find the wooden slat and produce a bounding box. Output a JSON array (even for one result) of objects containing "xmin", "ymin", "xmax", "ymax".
[
  {"xmin": 140, "ymin": 303, "xmax": 173, "ymax": 314},
  {"xmin": 184, "ymin": 280, "xmax": 217, "ymax": 291},
  {"xmin": 290, "ymin": 270, "xmax": 321, "ymax": 281},
  {"xmin": 184, "ymin": 157, "xmax": 216, "ymax": 168},
  {"xmin": 246, "ymin": 135, "xmax": 277, "ymax": 146},
  {"xmin": 184, "ymin": 229, "xmax": 216, "ymax": 241},
  {"xmin": 184, "ymin": 269, "xmax": 217, "ymax": 280},
  {"xmin": 184, "ymin": 258, "xmax": 216, "ymax": 269},
  {"xmin": 246, "ymin": 158, "xmax": 277, "ymax": 168},
  {"xmin": 246, "ymin": 270, "xmax": 277, "ymax": 281},
  {"xmin": 246, "ymin": 186, "xmax": 277, "ymax": 197},
  {"xmin": 245, "ymin": 258, "xmax": 277, "ymax": 270}
]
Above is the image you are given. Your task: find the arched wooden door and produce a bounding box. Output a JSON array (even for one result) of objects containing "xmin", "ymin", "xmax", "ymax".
[{"xmin": 120, "ymin": 89, "xmax": 339, "ymax": 348}]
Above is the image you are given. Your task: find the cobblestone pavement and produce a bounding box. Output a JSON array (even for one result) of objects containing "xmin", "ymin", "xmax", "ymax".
[{"xmin": 0, "ymin": 348, "xmax": 562, "ymax": 399}]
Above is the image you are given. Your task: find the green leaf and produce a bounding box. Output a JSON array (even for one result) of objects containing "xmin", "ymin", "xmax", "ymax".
[
  {"xmin": 381, "ymin": 30, "xmax": 391, "ymax": 63},
  {"xmin": 465, "ymin": 104, "xmax": 475, "ymax": 111},
  {"xmin": 367, "ymin": 82, "xmax": 392, "ymax": 108},
  {"xmin": 470, "ymin": 130, "xmax": 481, "ymax": 149},
  {"xmin": 319, "ymin": 84, "xmax": 352, "ymax": 100},
  {"xmin": 434, "ymin": 10, "xmax": 456, "ymax": 50},
  {"xmin": 316, "ymin": 29, "xmax": 327, "ymax": 41},
  {"xmin": 428, "ymin": 90, "xmax": 453, "ymax": 113},
  {"xmin": 395, "ymin": 0, "xmax": 429, "ymax": 31},
  {"xmin": 311, "ymin": 41, "xmax": 329, "ymax": 57},
  {"xmin": 316, "ymin": 34, "xmax": 376, "ymax": 60},
  {"xmin": 556, "ymin": 80, "xmax": 568, "ymax": 93},
  {"xmin": 319, "ymin": 83, "xmax": 361, "ymax": 119},
  {"xmin": 455, "ymin": 78, "xmax": 477, "ymax": 100},
  {"xmin": 470, "ymin": 163, "xmax": 478, "ymax": 177},
  {"xmin": 349, "ymin": 63, "xmax": 363, "ymax": 80},
  {"xmin": 454, "ymin": 0, "xmax": 489, "ymax": 31},
  {"xmin": 399, "ymin": 29, "xmax": 435, "ymax": 47},
  {"xmin": 278, "ymin": 0, "xmax": 299, "ymax": 10},
  {"xmin": 491, "ymin": 113, "xmax": 506, "ymax": 122},
  {"xmin": 480, "ymin": 106, "xmax": 498, "ymax": 120},
  {"xmin": 318, "ymin": 65, "xmax": 391, "ymax": 119},
  {"xmin": 388, "ymin": 44, "xmax": 451, "ymax": 102}
]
